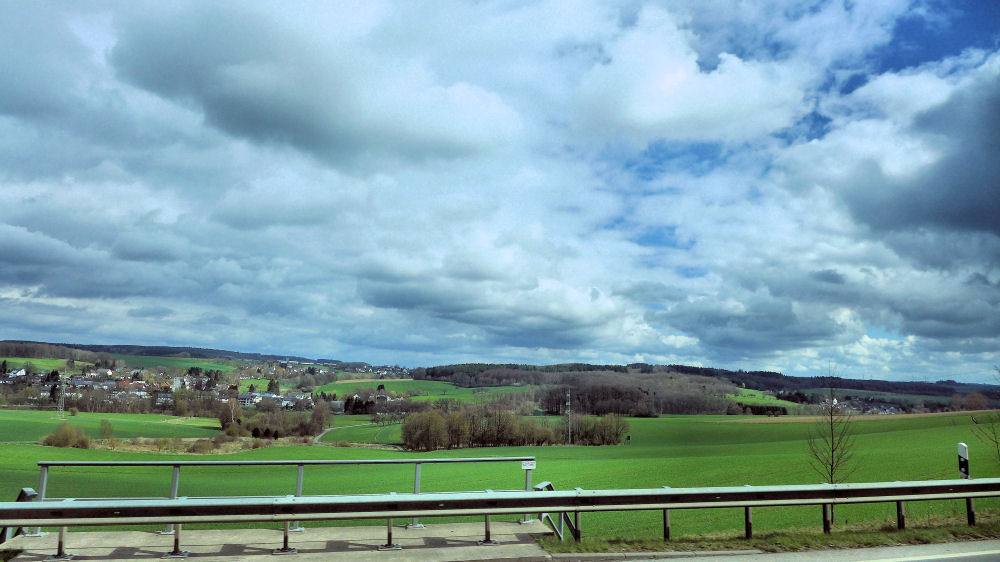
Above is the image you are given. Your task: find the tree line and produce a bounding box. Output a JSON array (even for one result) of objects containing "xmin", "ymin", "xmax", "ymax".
[
  {"xmin": 0, "ymin": 341, "xmax": 115, "ymax": 365},
  {"xmin": 401, "ymin": 403, "xmax": 628, "ymax": 451}
]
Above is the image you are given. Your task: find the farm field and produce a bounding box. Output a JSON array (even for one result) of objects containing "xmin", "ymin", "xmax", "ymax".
[
  {"xmin": 726, "ymin": 388, "xmax": 801, "ymax": 410},
  {"xmin": 319, "ymin": 415, "xmax": 401, "ymax": 444},
  {"xmin": 238, "ymin": 378, "xmax": 283, "ymax": 393},
  {"xmin": 0, "ymin": 357, "xmax": 80, "ymax": 372},
  {"xmin": 113, "ymin": 355, "xmax": 237, "ymax": 372},
  {"xmin": 1, "ymin": 411, "xmax": 996, "ymax": 539},
  {"xmin": 315, "ymin": 378, "xmax": 533, "ymax": 402},
  {"xmin": 0, "ymin": 410, "xmax": 219, "ymax": 443}
]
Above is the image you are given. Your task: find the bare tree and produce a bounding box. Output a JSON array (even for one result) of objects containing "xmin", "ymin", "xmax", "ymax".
[
  {"xmin": 807, "ymin": 386, "xmax": 857, "ymax": 484},
  {"xmin": 970, "ymin": 366, "xmax": 1000, "ymax": 463}
]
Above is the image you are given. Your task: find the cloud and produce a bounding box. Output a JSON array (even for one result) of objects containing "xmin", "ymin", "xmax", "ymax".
[
  {"xmin": 127, "ymin": 305, "xmax": 173, "ymax": 319},
  {"xmin": 780, "ymin": 51, "xmax": 1000, "ymax": 236},
  {"xmin": 0, "ymin": 2, "xmax": 997, "ymax": 381},
  {"xmin": 110, "ymin": 3, "xmax": 522, "ymax": 167},
  {"xmin": 575, "ymin": 5, "xmax": 811, "ymax": 143}
]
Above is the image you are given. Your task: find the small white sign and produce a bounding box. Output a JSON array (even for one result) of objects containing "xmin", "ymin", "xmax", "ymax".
[{"xmin": 521, "ymin": 460, "xmax": 536, "ymax": 470}]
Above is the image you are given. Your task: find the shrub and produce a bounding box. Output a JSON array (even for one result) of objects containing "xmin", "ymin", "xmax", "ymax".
[
  {"xmin": 99, "ymin": 419, "xmax": 113, "ymax": 440},
  {"xmin": 187, "ymin": 439, "xmax": 216, "ymax": 454},
  {"xmin": 69, "ymin": 407, "xmax": 79, "ymax": 416},
  {"xmin": 213, "ymin": 433, "xmax": 236, "ymax": 446},
  {"xmin": 42, "ymin": 423, "xmax": 90, "ymax": 448}
]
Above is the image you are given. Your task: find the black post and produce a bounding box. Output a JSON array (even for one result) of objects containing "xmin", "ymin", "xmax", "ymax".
[
  {"xmin": 896, "ymin": 501, "xmax": 905, "ymax": 530},
  {"xmin": 822, "ymin": 504, "xmax": 831, "ymax": 534},
  {"xmin": 966, "ymin": 498, "xmax": 976, "ymax": 526},
  {"xmin": 573, "ymin": 511, "xmax": 581, "ymax": 541},
  {"xmin": 744, "ymin": 506, "xmax": 752, "ymax": 539},
  {"xmin": 662, "ymin": 509, "xmax": 670, "ymax": 541}
]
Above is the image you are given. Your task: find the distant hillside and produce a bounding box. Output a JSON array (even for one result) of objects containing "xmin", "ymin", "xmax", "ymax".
[
  {"xmin": 667, "ymin": 365, "xmax": 1000, "ymax": 399},
  {"xmin": 1, "ymin": 340, "xmax": 339, "ymax": 365},
  {"xmin": 416, "ymin": 361, "xmax": 999, "ymax": 400}
]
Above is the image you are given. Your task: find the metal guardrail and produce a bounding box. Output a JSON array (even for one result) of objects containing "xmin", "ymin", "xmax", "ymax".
[
  {"xmin": 3, "ymin": 477, "xmax": 1000, "ymax": 557},
  {"xmin": 31, "ymin": 456, "xmax": 536, "ymax": 535},
  {"xmin": 533, "ymin": 481, "xmax": 580, "ymax": 540},
  {"xmin": 0, "ymin": 488, "xmax": 36, "ymax": 545}
]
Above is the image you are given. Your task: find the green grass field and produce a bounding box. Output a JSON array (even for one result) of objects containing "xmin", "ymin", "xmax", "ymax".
[
  {"xmin": 1, "ymin": 411, "xmax": 997, "ymax": 540},
  {"xmin": 316, "ymin": 379, "xmax": 533, "ymax": 403},
  {"xmin": 319, "ymin": 415, "xmax": 402, "ymax": 444},
  {"xmin": 238, "ymin": 378, "xmax": 284, "ymax": 393},
  {"xmin": 0, "ymin": 357, "xmax": 79, "ymax": 372},
  {"xmin": 113, "ymin": 355, "xmax": 237, "ymax": 372},
  {"xmin": 726, "ymin": 388, "xmax": 802, "ymax": 410},
  {"xmin": 0, "ymin": 410, "xmax": 219, "ymax": 443}
]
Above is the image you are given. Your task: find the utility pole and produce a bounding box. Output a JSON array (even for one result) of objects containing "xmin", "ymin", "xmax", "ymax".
[
  {"xmin": 57, "ymin": 378, "xmax": 64, "ymax": 417},
  {"xmin": 566, "ymin": 390, "xmax": 572, "ymax": 444}
]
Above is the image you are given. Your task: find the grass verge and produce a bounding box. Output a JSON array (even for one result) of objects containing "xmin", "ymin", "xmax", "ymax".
[{"xmin": 538, "ymin": 509, "xmax": 1000, "ymax": 554}]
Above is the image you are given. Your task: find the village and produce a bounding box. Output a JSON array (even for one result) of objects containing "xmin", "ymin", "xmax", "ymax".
[{"xmin": 0, "ymin": 359, "xmax": 411, "ymax": 416}]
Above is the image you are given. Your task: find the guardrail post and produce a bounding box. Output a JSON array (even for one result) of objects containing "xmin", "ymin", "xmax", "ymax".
[
  {"xmin": 28, "ymin": 465, "xmax": 48, "ymax": 537},
  {"xmin": 163, "ymin": 523, "xmax": 188, "ymax": 558},
  {"xmin": 573, "ymin": 511, "xmax": 581, "ymax": 541},
  {"xmin": 407, "ymin": 463, "xmax": 424, "ymax": 529},
  {"xmin": 273, "ymin": 521, "xmax": 297, "ymax": 555},
  {"xmin": 966, "ymin": 498, "xmax": 976, "ymax": 526},
  {"xmin": 49, "ymin": 526, "xmax": 70, "ymax": 561},
  {"xmin": 159, "ymin": 464, "xmax": 180, "ymax": 535},
  {"xmin": 662, "ymin": 509, "xmax": 670, "ymax": 541},
  {"xmin": 744, "ymin": 506, "xmax": 752, "ymax": 539},
  {"xmin": 896, "ymin": 501, "xmax": 905, "ymax": 530},
  {"xmin": 478, "ymin": 514, "xmax": 499, "ymax": 546},
  {"xmin": 290, "ymin": 464, "xmax": 305, "ymax": 532},
  {"xmin": 822, "ymin": 504, "xmax": 831, "ymax": 534},
  {"xmin": 378, "ymin": 518, "xmax": 401, "ymax": 551},
  {"xmin": 521, "ymin": 467, "xmax": 533, "ymax": 523}
]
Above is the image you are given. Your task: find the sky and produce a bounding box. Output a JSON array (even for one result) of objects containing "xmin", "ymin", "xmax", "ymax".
[{"xmin": 1, "ymin": 1, "xmax": 998, "ymax": 381}]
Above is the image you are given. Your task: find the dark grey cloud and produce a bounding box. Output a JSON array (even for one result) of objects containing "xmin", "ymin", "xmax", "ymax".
[
  {"xmin": 809, "ymin": 269, "xmax": 847, "ymax": 284},
  {"xmin": 0, "ymin": 5, "xmax": 87, "ymax": 121},
  {"xmin": 651, "ymin": 294, "xmax": 846, "ymax": 358},
  {"xmin": 111, "ymin": 233, "xmax": 184, "ymax": 263},
  {"xmin": 109, "ymin": 4, "xmax": 507, "ymax": 167},
  {"xmin": 613, "ymin": 281, "xmax": 686, "ymax": 303},
  {"xmin": 198, "ymin": 313, "xmax": 232, "ymax": 326},
  {"xmin": 358, "ymin": 278, "xmax": 609, "ymax": 350},
  {"xmin": 839, "ymin": 75, "xmax": 1000, "ymax": 236},
  {"xmin": 127, "ymin": 305, "xmax": 173, "ymax": 319}
]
